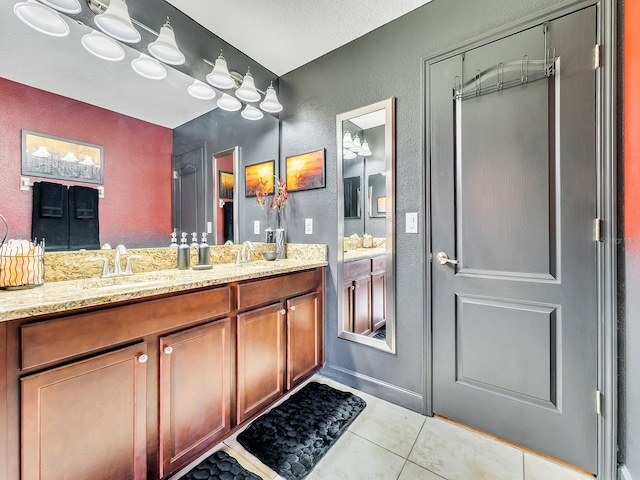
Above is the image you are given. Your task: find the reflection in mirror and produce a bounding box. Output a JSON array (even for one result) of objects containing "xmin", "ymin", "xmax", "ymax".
[{"xmin": 337, "ymin": 97, "xmax": 395, "ymax": 353}]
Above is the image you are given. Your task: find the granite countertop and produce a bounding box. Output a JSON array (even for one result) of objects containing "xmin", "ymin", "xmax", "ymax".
[
  {"xmin": 343, "ymin": 247, "xmax": 387, "ymax": 262},
  {"xmin": 0, "ymin": 258, "xmax": 327, "ymax": 322}
]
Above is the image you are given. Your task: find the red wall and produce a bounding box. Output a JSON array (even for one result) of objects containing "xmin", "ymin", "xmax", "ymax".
[
  {"xmin": 0, "ymin": 78, "xmax": 172, "ymax": 248},
  {"xmin": 626, "ymin": 1, "xmax": 640, "ymax": 249}
]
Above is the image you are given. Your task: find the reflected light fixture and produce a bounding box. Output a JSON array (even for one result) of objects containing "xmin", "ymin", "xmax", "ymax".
[
  {"xmin": 241, "ymin": 105, "xmax": 264, "ymax": 121},
  {"xmin": 217, "ymin": 93, "xmax": 242, "ymax": 112},
  {"xmin": 359, "ymin": 139, "xmax": 372, "ymax": 157},
  {"xmin": 235, "ymin": 68, "xmax": 261, "ymax": 103},
  {"xmin": 14, "ymin": 0, "xmax": 70, "ymax": 37},
  {"xmin": 61, "ymin": 152, "xmax": 78, "ymax": 162},
  {"xmin": 94, "ymin": 0, "xmax": 141, "ymax": 43},
  {"xmin": 40, "ymin": 0, "xmax": 81, "ymax": 14},
  {"xmin": 32, "ymin": 146, "xmax": 52, "ymax": 158},
  {"xmin": 147, "ymin": 17, "xmax": 185, "ymax": 65},
  {"xmin": 342, "ymin": 131, "xmax": 353, "ymax": 149},
  {"xmin": 82, "ymin": 30, "xmax": 125, "ymax": 61},
  {"xmin": 131, "ymin": 53, "xmax": 167, "ymax": 80},
  {"xmin": 206, "ymin": 52, "xmax": 235, "ymax": 89},
  {"xmin": 349, "ymin": 133, "xmax": 362, "ymax": 153},
  {"xmin": 187, "ymin": 79, "xmax": 216, "ymax": 100},
  {"xmin": 343, "ymin": 149, "xmax": 357, "ymax": 160},
  {"xmin": 259, "ymin": 82, "xmax": 283, "ymax": 113},
  {"xmin": 80, "ymin": 155, "xmax": 95, "ymax": 165}
]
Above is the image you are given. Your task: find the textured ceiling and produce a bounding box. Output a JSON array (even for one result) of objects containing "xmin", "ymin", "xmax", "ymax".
[{"xmin": 165, "ymin": 0, "xmax": 433, "ymax": 76}]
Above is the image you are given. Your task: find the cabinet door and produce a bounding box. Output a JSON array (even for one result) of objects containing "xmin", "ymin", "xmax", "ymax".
[
  {"xmin": 353, "ymin": 277, "xmax": 372, "ymax": 335},
  {"xmin": 159, "ymin": 318, "xmax": 232, "ymax": 478},
  {"xmin": 371, "ymin": 271, "xmax": 386, "ymax": 332},
  {"xmin": 287, "ymin": 292, "xmax": 321, "ymax": 390},
  {"xmin": 237, "ymin": 303, "xmax": 286, "ymax": 424},
  {"xmin": 21, "ymin": 343, "xmax": 147, "ymax": 480}
]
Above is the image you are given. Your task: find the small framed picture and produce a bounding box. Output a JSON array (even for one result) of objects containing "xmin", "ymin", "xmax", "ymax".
[
  {"xmin": 285, "ymin": 148, "xmax": 325, "ymax": 192},
  {"xmin": 245, "ymin": 160, "xmax": 275, "ymax": 197},
  {"xmin": 219, "ymin": 171, "xmax": 234, "ymax": 200}
]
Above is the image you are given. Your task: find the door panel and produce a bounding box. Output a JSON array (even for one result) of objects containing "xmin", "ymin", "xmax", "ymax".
[{"xmin": 430, "ymin": 7, "xmax": 597, "ymax": 472}]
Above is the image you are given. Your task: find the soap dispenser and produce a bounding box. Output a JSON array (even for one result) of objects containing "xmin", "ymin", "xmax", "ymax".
[
  {"xmin": 177, "ymin": 232, "xmax": 190, "ymax": 270},
  {"xmin": 198, "ymin": 232, "xmax": 210, "ymax": 266},
  {"xmin": 170, "ymin": 229, "xmax": 178, "ymax": 248}
]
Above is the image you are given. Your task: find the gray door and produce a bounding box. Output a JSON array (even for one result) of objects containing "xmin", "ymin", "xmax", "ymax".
[
  {"xmin": 173, "ymin": 146, "xmax": 205, "ymax": 236},
  {"xmin": 430, "ymin": 7, "xmax": 597, "ymax": 472}
]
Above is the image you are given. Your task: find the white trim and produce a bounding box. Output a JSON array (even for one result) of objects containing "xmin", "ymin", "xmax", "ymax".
[{"xmin": 619, "ymin": 465, "xmax": 634, "ymax": 480}]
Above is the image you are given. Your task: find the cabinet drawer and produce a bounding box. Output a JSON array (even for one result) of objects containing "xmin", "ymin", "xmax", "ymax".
[
  {"xmin": 344, "ymin": 259, "xmax": 371, "ymax": 281},
  {"xmin": 371, "ymin": 256, "xmax": 386, "ymax": 273},
  {"xmin": 21, "ymin": 286, "xmax": 231, "ymax": 370},
  {"xmin": 237, "ymin": 268, "xmax": 322, "ymax": 310}
]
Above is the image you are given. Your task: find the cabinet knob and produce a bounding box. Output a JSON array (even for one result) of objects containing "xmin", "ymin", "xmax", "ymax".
[
  {"xmin": 280, "ymin": 309, "xmax": 286, "ymax": 315},
  {"xmin": 290, "ymin": 305, "xmax": 296, "ymax": 311},
  {"xmin": 138, "ymin": 353, "xmax": 149, "ymax": 364},
  {"xmin": 164, "ymin": 346, "xmax": 173, "ymax": 355}
]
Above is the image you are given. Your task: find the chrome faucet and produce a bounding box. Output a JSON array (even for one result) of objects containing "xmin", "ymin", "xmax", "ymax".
[
  {"xmin": 241, "ymin": 241, "xmax": 255, "ymax": 263},
  {"xmin": 113, "ymin": 244, "xmax": 128, "ymax": 275}
]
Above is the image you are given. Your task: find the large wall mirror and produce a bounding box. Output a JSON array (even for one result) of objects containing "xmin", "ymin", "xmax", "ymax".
[{"xmin": 336, "ymin": 97, "xmax": 395, "ymax": 353}]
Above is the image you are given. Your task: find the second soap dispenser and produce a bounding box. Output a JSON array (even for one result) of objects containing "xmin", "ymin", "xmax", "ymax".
[
  {"xmin": 198, "ymin": 232, "xmax": 210, "ymax": 266},
  {"xmin": 177, "ymin": 232, "xmax": 190, "ymax": 270}
]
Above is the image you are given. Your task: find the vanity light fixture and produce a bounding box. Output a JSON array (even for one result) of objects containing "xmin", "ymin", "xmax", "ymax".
[
  {"xmin": 147, "ymin": 17, "xmax": 185, "ymax": 65},
  {"xmin": 359, "ymin": 139, "xmax": 372, "ymax": 157},
  {"xmin": 259, "ymin": 82, "xmax": 283, "ymax": 113},
  {"xmin": 235, "ymin": 68, "xmax": 261, "ymax": 103},
  {"xmin": 61, "ymin": 152, "xmax": 79, "ymax": 162},
  {"xmin": 131, "ymin": 53, "xmax": 167, "ymax": 80},
  {"xmin": 343, "ymin": 149, "xmax": 357, "ymax": 160},
  {"xmin": 31, "ymin": 146, "xmax": 52, "ymax": 158},
  {"xmin": 342, "ymin": 131, "xmax": 354, "ymax": 149},
  {"xmin": 349, "ymin": 133, "xmax": 362, "ymax": 153},
  {"xmin": 187, "ymin": 79, "xmax": 216, "ymax": 100},
  {"xmin": 241, "ymin": 105, "xmax": 264, "ymax": 121},
  {"xmin": 94, "ymin": 0, "xmax": 140, "ymax": 43},
  {"xmin": 206, "ymin": 52, "xmax": 236, "ymax": 89},
  {"xmin": 14, "ymin": 0, "xmax": 70, "ymax": 37},
  {"xmin": 217, "ymin": 93, "xmax": 242, "ymax": 112},
  {"xmin": 41, "ymin": 0, "xmax": 82, "ymax": 14},
  {"xmin": 81, "ymin": 30, "xmax": 125, "ymax": 61}
]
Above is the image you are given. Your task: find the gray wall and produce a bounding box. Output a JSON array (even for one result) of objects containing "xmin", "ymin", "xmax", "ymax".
[{"xmin": 280, "ymin": 0, "xmax": 606, "ymax": 413}]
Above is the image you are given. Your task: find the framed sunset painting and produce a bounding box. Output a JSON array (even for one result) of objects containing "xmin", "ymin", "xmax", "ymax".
[
  {"xmin": 245, "ymin": 160, "xmax": 275, "ymax": 197},
  {"xmin": 285, "ymin": 149, "xmax": 325, "ymax": 192}
]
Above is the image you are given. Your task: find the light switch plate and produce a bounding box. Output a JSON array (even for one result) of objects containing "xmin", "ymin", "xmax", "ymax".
[
  {"xmin": 406, "ymin": 212, "xmax": 418, "ymax": 233},
  {"xmin": 305, "ymin": 218, "xmax": 313, "ymax": 235},
  {"xmin": 254, "ymin": 220, "xmax": 260, "ymax": 234},
  {"xmin": 207, "ymin": 221, "xmax": 212, "ymax": 234}
]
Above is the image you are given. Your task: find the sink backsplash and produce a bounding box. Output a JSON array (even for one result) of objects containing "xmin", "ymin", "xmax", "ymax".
[{"xmin": 45, "ymin": 243, "xmax": 327, "ymax": 283}]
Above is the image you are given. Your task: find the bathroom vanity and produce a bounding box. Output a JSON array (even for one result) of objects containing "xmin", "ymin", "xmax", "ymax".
[{"xmin": 0, "ymin": 257, "xmax": 326, "ymax": 480}]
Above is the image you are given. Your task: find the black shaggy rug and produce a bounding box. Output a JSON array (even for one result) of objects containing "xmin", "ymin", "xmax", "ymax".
[
  {"xmin": 180, "ymin": 450, "xmax": 262, "ymax": 480},
  {"xmin": 237, "ymin": 382, "xmax": 367, "ymax": 480}
]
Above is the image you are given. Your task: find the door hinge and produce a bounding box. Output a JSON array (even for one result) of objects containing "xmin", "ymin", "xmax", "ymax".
[
  {"xmin": 172, "ymin": 170, "xmax": 178, "ymax": 179},
  {"xmin": 594, "ymin": 44, "xmax": 601, "ymax": 69},
  {"xmin": 596, "ymin": 390, "xmax": 603, "ymax": 415},
  {"xmin": 594, "ymin": 218, "xmax": 603, "ymax": 242}
]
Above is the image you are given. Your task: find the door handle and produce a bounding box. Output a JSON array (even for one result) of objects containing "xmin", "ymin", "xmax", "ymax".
[{"xmin": 435, "ymin": 252, "xmax": 459, "ymax": 265}]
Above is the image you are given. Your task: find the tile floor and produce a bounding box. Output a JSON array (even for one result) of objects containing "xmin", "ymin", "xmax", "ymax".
[{"xmin": 171, "ymin": 375, "xmax": 594, "ymax": 480}]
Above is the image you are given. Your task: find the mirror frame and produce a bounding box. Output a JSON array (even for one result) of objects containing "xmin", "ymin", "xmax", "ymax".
[{"xmin": 336, "ymin": 97, "xmax": 396, "ymax": 353}]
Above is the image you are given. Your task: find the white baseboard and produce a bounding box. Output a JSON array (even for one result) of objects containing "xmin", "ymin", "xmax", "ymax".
[{"xmin": 619, "ymin": 465, "xmax": 634, "ymax": 480}]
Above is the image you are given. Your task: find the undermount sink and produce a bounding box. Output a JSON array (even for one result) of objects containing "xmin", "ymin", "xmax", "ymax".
[{"xmin": 76, "ymin": 274, "xmax": 176, "ymax": 290}]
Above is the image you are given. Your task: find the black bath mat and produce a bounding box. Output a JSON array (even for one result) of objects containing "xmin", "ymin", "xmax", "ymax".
[
  {"xmin": 372, "ymin": 325, "xmax": 386, "ymax": 340},
  {"xmin": 237, "ymin": 381, "xmax": 367, "ymax": 480},
  {"xmin": 180, "ymin": 450, "xmax": 263, "ymax": 480}
]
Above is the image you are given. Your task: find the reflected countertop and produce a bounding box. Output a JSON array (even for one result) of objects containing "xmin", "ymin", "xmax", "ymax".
[
  {"xmin": 0, "ymin": 258, "xmax": 327, "ymax": 323},
  {"xmin": 343, "ymin": 247, "xmax": 387, "ymax": 262}
]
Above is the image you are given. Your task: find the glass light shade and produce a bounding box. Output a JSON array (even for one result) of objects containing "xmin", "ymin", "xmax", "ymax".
[
  {"xmin": 217, "ymin": 93, "xmax": 241, "ymax": 112},
  {"xmin": 259, "ymin": 82, "xmax": 283, "ymax": 113},
  {"xmin": 61, "ymin": 152, "xmax": 78, "ymax": 162},
  {"xmin": 81, "ymin": 31, "xmax": 125, "ymax": 61},
  {"xmin": 349, "ymin": 134, "xmax": 362, "ymax": 153},
  {"xmin": 343, "ymin": 149, "xmax": 357, "ymax": 160},
  {"xmin": 131, "ymin": 53, "xmax": 167, "ymax": 80},
  {"xmin": 241, "ymin": 105, "xmax": 264, "ymax": 121},
  {"xmin": 14, "ymin": 0, "xmax": 70, "ymax": 37},
  {"xmin": 147, "ymin": 18, "xmax": 185, "ymax": 65},
  {"xmin": 32, "ymin": 146, "xmax": 51, "ymax": 158},
  {"xmin": 94, "ymin": 0, "xmax": 140, "ymax": 43},
  {"xmin": 343, "ymin": 131, "xmax": 353, "ymax": 148},
  {"xmin": 235, "ymin": 70, "xmax": 261, "ymax": 103},
  {"xmin": 206, "ymin": 53, "xmax": 235, "ymax": 89},
  {"xmin": 80, "ymin": 155, "xmax": 95, "ymax": 165},
  {"xmin": 359, "ymin": 140, "xmax": 372, "ymax": 157},
  {"xmin": 40, "ymin": 0, "xmax": 81, "ymax": 14},
  {"xmin": 187, "ymin": 80, "xmax": 216, "ymax": 100}
]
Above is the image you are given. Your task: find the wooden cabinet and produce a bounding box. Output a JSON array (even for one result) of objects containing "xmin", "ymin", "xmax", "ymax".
[
  {"xmin": 21, "ymin": 343, "xmax": 148, "ymax": 480},
  {"xmin": 236, "ymin": 304, "xmax": 286, "ymax": 424},
  {"xmin": 159, "ymin": 318, "xmax": 232, "ymax": 477},
  {"xmin": 287, "ymin": 291, "xmax": 322, "ymax": 390},
  {"xmin": 344, "ymin": 256, "xmax": 386, "ymax": 336}
]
